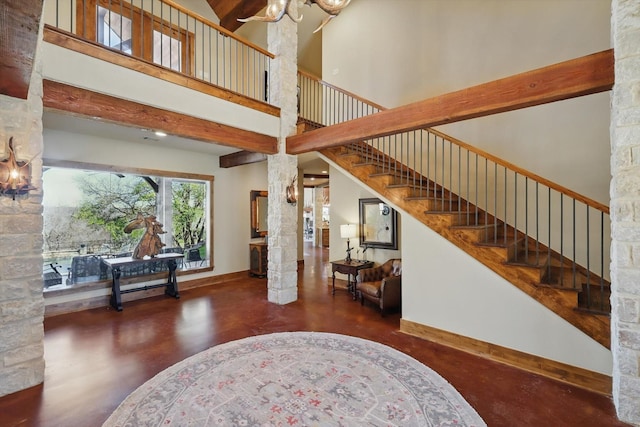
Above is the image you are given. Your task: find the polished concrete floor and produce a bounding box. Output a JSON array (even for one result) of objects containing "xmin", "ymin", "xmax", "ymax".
[{"xmin": 0, "ymin": 243, "xmax": 628, "ymax": 426}]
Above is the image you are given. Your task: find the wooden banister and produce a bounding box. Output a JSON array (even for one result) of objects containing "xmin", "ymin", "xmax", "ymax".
[
  {"xmin": 162, "ymin": 0, "xmax": 275, "ymax": 59},
  {"xmin": 427, "ymin": 128, "xmax": 610, "ymax": 214},
  {"xmin": 298, "ymin": 69, "xmax": 387, "ymax": 112},
  {"xmin": 289, "ymin": 49, "xmax": 614, "ymax": 154}
]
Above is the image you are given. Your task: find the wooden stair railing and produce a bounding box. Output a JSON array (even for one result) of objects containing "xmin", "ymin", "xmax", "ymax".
[
  {"xmin": 295, "ymin": 57, "xmax": 612, "ymax": 348},
  {"xmin": 316, "ymin": 138, "xmax": 610, "ymax": 349}
]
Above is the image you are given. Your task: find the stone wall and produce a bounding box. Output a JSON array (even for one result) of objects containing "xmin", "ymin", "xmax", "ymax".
[
  {"xmin": 611, "ymin": 0, "xmax": 640, "ymax": 424},
  {"xmin": 0, "ymin": 25, "xmax": 45, "ymax": 396},
  {"xmin": 266, "ymin": 3, "xmax": 299, "ymax": 305}
]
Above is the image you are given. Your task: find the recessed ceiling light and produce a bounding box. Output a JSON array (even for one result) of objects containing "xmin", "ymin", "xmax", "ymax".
[
  {"xmin": 321, "ymin": 170, "xmax": 328, "ymax": 174},
  {"xmin": 155, "ymin": 131, "xmax": 167, "ymax": 137},
  {"xmin": 310, "ymin": 177, "xmax": 315, "ymax": 181}
]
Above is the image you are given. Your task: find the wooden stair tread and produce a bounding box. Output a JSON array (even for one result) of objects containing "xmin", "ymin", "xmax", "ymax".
[{"xmin": 320, "ymin": 144, "xmax": 611, "ymax": 348}]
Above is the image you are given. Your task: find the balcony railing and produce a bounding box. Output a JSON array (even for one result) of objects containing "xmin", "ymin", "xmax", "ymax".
[
  {"xmin": 44, "ymin": 0, "xmax": 274, "ymax": 103},
  {"xmin": 297, "ymin": 71, "xmax": 610, "ymax": 314},
  {"xmin": 298, "ymin": 69, "xmax": 384, "ymax": 126}
]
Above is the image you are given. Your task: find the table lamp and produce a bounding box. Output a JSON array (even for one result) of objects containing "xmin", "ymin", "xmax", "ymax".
[{"xmin": 340, "ymin": 224, "xmax": 357, "ymax": 262}]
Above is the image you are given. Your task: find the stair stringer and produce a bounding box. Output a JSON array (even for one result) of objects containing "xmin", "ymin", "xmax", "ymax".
[{"xmin": 320, "ymin": 146, "xmax": 611, "ymax": 349}]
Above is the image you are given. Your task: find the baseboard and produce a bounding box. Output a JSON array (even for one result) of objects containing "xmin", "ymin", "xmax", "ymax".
[
  {"xmin": 44, "ymin": 271, "xmax": 249, "ymax": 318},
  {"xmin": 400, "ymin": 319, "xmax": 612, "ymax": 396}
]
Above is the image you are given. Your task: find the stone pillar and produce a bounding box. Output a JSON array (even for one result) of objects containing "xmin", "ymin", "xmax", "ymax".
[
  {"xmin": 611, "ymin": 0, "xmax": 640, "ymax": 423},
  {"xmin": 0, "ymin": 21, "xmax": 45, "ymax": 396},
  {"xmin": 266, "ymin": 1, "xmax": 299, "ymax": 304}
]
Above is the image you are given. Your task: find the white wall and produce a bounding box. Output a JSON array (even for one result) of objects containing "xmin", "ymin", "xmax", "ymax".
[
  {"xmin": 403, "ymin": 214, "xmax": 611, "ymax": 374},
  {"xmin": 43, "ymin": 129, "xmax": 268, "ymax": 303},
  {"xmin": 321, "ymin": 0, "xmax": 612, "ymax": 374},
  {"xmin": 323, "ymin": 0, "xmax": 611, "ymax": 204}
]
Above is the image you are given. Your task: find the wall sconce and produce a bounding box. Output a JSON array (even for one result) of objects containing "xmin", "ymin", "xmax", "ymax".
[
  {"xmin": 340, "ymin": 223, "xmax": 357, "ymax": 263},
  {"xmin": 286, "ymin": 175, "xmax": 298, "ymax": 206},
  {"xmin": 0, "ymin": 137, "xmax": 35, "ymax": 200}
]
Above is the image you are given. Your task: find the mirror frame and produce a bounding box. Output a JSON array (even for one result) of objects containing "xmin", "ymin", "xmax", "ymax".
[
  {"xmin": 359, "ymin": 198, "xmax": 398, "ymax": 250},
  {"xmin": 250, "ymin": 190, "xmax": 268, "ymax": 238}
]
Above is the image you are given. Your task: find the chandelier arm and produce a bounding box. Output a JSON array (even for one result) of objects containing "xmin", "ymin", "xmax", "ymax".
[
  {"xmin": 238, "ymin": 1, "xmax": 289, "ymax": 23},
  {"xmin": 312, "ymin": 14, "xmax": 335, "ymax": 33},
  {"xmin": 308, "ymin": 0, "xmax": 351, "ymax": 15},
  {"xmin": 286, "ymin": 0, "xmax": 304, "ymax": 23}
]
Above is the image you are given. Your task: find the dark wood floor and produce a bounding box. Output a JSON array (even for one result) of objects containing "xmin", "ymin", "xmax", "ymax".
[{"xmin": 0, "ymin": 243, "xmax": 628, "ymax": 427}]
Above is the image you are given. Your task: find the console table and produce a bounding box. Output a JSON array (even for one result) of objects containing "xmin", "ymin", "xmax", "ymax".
[
  {"xmin": 331, "ymin": 259, "xmax": 374, "ymax": 299},
  {"xmin": 102, "ymin": 253, "xmax": 183, "ymax": 311}
]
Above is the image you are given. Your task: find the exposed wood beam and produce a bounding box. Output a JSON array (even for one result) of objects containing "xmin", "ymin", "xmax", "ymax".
[
  {"xmin": 0, "ymin": 0, "xmax": 44, "ymax": 99},
  {"xmin": 287, "ymin": 49, "xmax": 614, "ymax": 155},
  {"xmin": 43, "ymin": 80, "xmax": 278, "ymax": 154},
  {"xmin": 206, "ymin": 0, "xmax": 266, "ymax": 32},
  {"xmin": 219, "ymin": 150, "xmax": 268, "ymax": 168}
]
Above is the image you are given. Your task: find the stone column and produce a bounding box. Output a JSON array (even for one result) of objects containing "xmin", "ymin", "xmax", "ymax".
[
  {"xmin": 611, "ymin": 0, "xmax": 640, "ymax": 423},
  {"xmin": 266, "ymin": 1, "xmax": 299, "ymax": 304},
  {"xmin": 0, "ymin": 20, "xmax": 45, "ymax": 396}
]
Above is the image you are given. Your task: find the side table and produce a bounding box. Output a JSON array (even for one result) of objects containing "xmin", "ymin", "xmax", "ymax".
[
  {"xmin": 331, "ymin": 259, "xmax": 374, "ymax": 300},
  {"xmin": 102, "ymin": 253, "xmax": 183, "ymax": 311}
]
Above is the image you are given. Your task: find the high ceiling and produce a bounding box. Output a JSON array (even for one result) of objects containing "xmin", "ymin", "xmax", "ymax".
[
  {"xmin": 206, "ymin": 0, "xmax": 267, "ymax": 32},
  {"xmin": 3, "ymin": 0, "xmax": 329, "ymax": 182}
]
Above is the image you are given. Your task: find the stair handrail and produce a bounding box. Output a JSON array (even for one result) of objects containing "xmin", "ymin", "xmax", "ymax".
[
  {"xmin": 297, "ymin": 70, "xmax": 609, "ymax": 215},
  {"xmin": 298, "ymin": 69, "xmax": 386, "ymax": 113},
  {"xmin": 427, "ymin": 128, "xmax": 609, "ymax": 215}
]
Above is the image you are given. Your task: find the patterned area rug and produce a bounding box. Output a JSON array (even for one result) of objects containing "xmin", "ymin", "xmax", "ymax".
[{"xmin": 103, "ymin": 332, "xmax": 486, "ymax": 426}]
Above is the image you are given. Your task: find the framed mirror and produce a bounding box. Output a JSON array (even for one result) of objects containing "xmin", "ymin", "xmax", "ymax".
[
  {"xmin": 251, "ymin": 190, "xmax": 268, "ymax": 238},
  {"xmin": 359, "ymin": 198, "xmax": 398, "ymax": 250}
]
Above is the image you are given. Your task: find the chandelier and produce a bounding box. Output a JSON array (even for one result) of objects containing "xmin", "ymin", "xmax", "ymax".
[{"xmin": 238, "ymin": 0, "xmax": 352, "ymax": 33}]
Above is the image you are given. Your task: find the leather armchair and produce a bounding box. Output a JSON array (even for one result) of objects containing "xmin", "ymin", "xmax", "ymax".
[{"xmin": 356, "ymin": 259, "xmax": 402, "ymax": 315}]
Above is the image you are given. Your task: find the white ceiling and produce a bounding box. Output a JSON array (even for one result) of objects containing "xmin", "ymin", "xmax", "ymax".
[
  {"xmin": 43, "ymin": 110, "xmax": 330, "ymax": 185},
  {"xmin": 43, "ymin": 110, "xmax": 239, "ymax": 157}
]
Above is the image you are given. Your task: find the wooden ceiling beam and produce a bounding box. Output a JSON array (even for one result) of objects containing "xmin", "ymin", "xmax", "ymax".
[
  {"xmin": 219, "ymin": 150, "xmax": 268, "ymax": 168},
  {"xmin": 0, "ymin": 0, "xmax": 44, "ymax": 99},
  {"xmin": 206, "ymin": 0, "xmax": 267, "ymax": 32},
  {"xmin": 287, "ymin": 49, "xmax": 614, "ymax": 155},
  {"xmin": 43, "ymin": 80, "xmax": 278, "ymax": 154}
]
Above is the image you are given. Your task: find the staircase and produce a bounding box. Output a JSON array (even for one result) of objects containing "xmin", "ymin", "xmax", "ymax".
[{"xmin": 320, "ymin": 141, "xmax": 611, "ymax": 348}]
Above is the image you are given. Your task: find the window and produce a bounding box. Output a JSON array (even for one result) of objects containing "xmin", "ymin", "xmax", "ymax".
[
  {"xmin": 42, "ymin": 162, "xmax": 213, "ymax": 291},
  {"xmin": 78, "ymin": 0, "xmax": 194, "ymax": 74},
  {"xmin": 97, "ymin": 5, "xmax": 133, "ymax": 53}
]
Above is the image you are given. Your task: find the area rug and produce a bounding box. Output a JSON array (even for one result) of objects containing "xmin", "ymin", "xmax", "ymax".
[{"xmin": 103, "ymin": 332, "xmax": 486, "ymax": 426}]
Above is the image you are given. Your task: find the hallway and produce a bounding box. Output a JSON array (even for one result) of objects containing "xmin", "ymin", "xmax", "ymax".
[{"xmin": 0, "ymin": 243, "xmax": 626, "ymax": 426}]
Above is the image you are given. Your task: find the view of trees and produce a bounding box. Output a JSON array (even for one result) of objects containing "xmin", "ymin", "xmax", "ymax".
[
  {"xmin": 43, "ymin": 168, "xmax": 208, "ymax": 269},
  {"xmin": 74, "ymin": 173, "xmax": 156, "ymax": 252},
  {"xmin": 172, "ymin": 182, "xmax": 206, "ymax": 249}
]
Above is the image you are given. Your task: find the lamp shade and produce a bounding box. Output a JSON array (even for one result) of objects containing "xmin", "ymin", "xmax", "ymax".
[{"xmin": 340, "ymin": 223, "xmax": 357, "ymax": 239}]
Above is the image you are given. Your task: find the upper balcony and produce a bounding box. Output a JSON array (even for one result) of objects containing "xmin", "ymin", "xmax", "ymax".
[{"xmin": 41, "ymin": 0, "xmax": 280, "ymax": 154}]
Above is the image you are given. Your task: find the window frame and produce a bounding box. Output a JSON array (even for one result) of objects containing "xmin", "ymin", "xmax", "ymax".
[
  {"xmin": 77, "ymin": 0, "xmax": 194, "ymax": 75},
  {"xmin": 42, "ymin": 158, "xmax": 214, "ymax": 293}
]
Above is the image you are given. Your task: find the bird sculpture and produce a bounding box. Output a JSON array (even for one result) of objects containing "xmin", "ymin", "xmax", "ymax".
[{"xmin": 124, "ymin": 213, "xmax": 166, "ymax": 259}]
